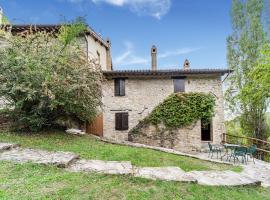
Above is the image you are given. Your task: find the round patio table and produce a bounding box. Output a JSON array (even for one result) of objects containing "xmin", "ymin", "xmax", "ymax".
[{"xmin": 221, "ymin": 143, "xmax": 241, "ymax": 161}]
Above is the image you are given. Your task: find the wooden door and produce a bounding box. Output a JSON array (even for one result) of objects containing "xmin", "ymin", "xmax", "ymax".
[{"xmin": 86, "ymin": 113, "xmax": 103, "ymax": 137}]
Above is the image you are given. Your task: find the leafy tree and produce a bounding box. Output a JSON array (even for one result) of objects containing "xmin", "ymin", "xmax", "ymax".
[
  {"xmin": 226, "ymin": 0, "xmax": 269, "ymax": 140},
  {"xmin": 0, "ymin": 20, "xmax": 103, "ymax": 131}
]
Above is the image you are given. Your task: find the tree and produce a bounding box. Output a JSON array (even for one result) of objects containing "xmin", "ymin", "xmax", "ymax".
[
  {"xmin": 226, "ymin": 0, "xmax": 269, "ymax": 140},
  {"xmin": 0, "ymin": 20, "xmax": 103, "ymax": 131}
]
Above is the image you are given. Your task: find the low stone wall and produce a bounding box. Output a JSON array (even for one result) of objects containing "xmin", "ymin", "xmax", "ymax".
[
  {"xmin": 0, "ymin": 114, "xmax": 11, "ymax": 131},
  {"xmin": 128, "ymin": 120, "xmax": 201, "ymax": 152}
]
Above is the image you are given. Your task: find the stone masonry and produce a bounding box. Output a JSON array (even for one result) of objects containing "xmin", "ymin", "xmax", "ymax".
[
  {"xmin": 102, "ymin": 75, "xmax": 225, "ymax": 151},
  {"xmin": 129, "ymin": 121, "xmax": 201, "ymax": 152}
]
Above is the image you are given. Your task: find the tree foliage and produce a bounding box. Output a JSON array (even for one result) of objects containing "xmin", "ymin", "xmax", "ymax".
[
  {"xmin": 0, "ymin": 20, "xmax": 103, "ymax": 131},
  {"xmin": 226, "ymin": 0, "xmax": 269, "ymax": 139}
]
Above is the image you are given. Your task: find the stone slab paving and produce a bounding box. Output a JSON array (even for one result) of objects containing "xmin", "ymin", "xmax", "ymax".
[
  {"xmin": 0, "ymin": 142, "xmax": 269, "ymax": 187},
  {"xmin": 67, "ymin": 159, "xmax": 133, "ymax": 174},
  {"xmin": 0, "ymin": 147, "xmax": 79, "ymax": 168},
  {"xmin": 186, "ymin": 170, "xmax": 260, "ymax": 186},
  {"xmin": 242, "ymin": 160, "xmax": 270, "ymax": 188},
  {"xmin": 0, "ymin": 142, "xmax": 19, "ymax": 151},
  {"xmin": 134, "ymin": 167, "xmax": 197, "ymax": 183}
]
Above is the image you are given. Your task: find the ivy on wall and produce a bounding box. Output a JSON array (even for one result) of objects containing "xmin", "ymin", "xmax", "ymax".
[{"xmin": 142, "ymin": 92, "xmax": 216, "ymax": 129}]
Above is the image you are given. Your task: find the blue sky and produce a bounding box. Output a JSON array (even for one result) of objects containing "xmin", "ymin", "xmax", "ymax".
[{"xmin": 0, "ymin": 0, "xmax": 232, "ymax": 70}]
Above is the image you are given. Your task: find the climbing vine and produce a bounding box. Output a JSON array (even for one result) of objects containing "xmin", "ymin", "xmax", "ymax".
[{"xmin": 143, "ymin": 92, "xmax": 216, "ymax": 129}]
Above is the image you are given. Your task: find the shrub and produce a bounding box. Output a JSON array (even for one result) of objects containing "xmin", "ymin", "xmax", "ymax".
[
  {"xmin": 0, "ymin": 19, "xmax": 103, "ymax": 131},
  {"xmin": 145, "ymin": 92, "xmax": 216, "ymax": 129}
]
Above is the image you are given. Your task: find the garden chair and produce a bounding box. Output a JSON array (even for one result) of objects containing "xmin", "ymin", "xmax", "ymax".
[
  {"xmin": 208, "ymin": 142, "xmax": 222, "ymax": 159},
  {"xmin": 246, "ymin": 145, "xmax": 257, "ymax": 164},
  {"xmin": 229, "ymin": 146, "xmax": 247, "ymax": 164}
]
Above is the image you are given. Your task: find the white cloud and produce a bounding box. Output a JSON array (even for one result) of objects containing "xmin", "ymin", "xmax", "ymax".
[
  {"xmin": 159, "ymin": 48, "xmax": 200, "ymax": 59},
  {"xmin": 66, "ymin": 0, "xmax": 171, "ymax": 19},
  {"xmin": 114, "ymin": 41, "xmax": 149, "ymax": 66},
  {"xmin": 114, "ymin": 41, "xmax": 200, "ymax": 67}
]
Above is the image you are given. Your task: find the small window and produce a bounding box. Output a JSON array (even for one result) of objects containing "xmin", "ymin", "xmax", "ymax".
[
  {"xmin": 115, "ymin": 78, "xmax": 125, "ymax": 96},
  {"xmin": 173, "ymin": 78, "xmax": 185, "ymax": 92},
  {"xmin": 115, "ymin": 112, "xmax": 129, "ymax": 130}
]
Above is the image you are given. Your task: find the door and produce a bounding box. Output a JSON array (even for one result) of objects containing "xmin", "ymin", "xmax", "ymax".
[{"xmin": 86, "ymin": 113, "xmax": 103, "ymax": 137}]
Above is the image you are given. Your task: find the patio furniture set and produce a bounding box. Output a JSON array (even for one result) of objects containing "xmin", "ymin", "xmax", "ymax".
[{"xmin": 208, "ymin": 142, "xmax": 257, "ymax": 164}]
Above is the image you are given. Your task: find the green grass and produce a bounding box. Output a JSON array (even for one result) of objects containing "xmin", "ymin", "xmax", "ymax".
[
  {"xmin": 0, "ymin": 161, "xmax": 268, "ymax": 200},
  {"xmin": 0, "ymin": 131, "xmax": 241, "ymax": 172}
]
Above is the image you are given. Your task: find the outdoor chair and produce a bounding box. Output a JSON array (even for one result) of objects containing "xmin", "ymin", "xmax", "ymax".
[
  {"xmin": 246, "ymin": 145, "xmax": 257, "ymax": 164},
  {"xmin": 229, "ymin": 146, "xmax": 247, "ymax": 164},
  {"xmin": 208, "ymin": 142, "xmax": 222, "ymax": 159}
]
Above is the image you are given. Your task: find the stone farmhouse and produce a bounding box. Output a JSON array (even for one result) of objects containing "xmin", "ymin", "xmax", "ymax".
[{"xmin": 0, "ymin": 10, "xmax": 231, "ymax": 151}]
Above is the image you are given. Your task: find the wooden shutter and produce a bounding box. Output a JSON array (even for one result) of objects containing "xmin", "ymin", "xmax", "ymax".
[
  {"xmin": 114, "ymin": 79, "xmax": 120, "ymax": 96},
  {"xmin": 173, "ymin": 78, "xmax": 185, "ymax": 92},
  {"xmin": 115, "ymin": 112, "xmax": 129, "ymax": 130},
  {"xmin": 115, "ymin": 113, "xmax": 122, "ymax": 130},
  {"xmin": 114, "ymin": 79, "xmax": 125, "ymax": 96},
  {"xmin": 122, "ymin": 113, "xmax": 129, "ymax": 130},
  {"xmin": 119, "ymin": 79, "xmax": 125, "ymax": 96}
]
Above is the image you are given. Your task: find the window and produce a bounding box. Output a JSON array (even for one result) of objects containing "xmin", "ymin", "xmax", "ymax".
[
  {"xmin": 173, "ymin": 78, "xmax": 185, "ymax": 92},
  {"xmin": 115, "ymin": 112, "xmax": 129, "ymax": 130},
  {"xmin": 114, "ymin": 78, "xmax": 125, "ymax": 96}
]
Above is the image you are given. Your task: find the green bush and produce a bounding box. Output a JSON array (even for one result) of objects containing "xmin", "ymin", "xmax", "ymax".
[
  {"xmin": 0, "ymin": 20, "xmax": 102, "ymax": 131},
  {"xmin": 145, "ymin": 92, "xmax": 216, "ymax": 129}
]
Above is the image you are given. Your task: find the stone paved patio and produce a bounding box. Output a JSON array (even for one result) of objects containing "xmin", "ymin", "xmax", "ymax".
[{"xmin": 0, "ymin": 142, "xmax": 269, "ymax": 187}]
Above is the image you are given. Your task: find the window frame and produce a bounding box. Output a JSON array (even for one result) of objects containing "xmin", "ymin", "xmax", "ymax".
[
  {"xmin": 115, "ymin": 112, "xmax": 129, "ymax": 131},
  {"xmin": 173, "ymin": 77, "xmax": 186, "ymax": 93},
  {"xmin": 114, "ymin": 78, "xmax": 125, "ymax": 96}
]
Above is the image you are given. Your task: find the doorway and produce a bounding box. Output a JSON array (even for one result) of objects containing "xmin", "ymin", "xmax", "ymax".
[{"xmin": 201, "ymin": 122, "xmax": 212, "ymax": 141}]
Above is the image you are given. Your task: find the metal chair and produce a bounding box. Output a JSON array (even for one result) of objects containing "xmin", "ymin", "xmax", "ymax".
[
  {"xmin": 208, "ymin": 142, "xmax": 222, "ymax": 159},
  {"xmin": 229, "ymin": 146, "xmax": 247, "ymax": 164},
  {"xmin": 246, "ymin": 145, "xmax": 257, "ymax": 164}
]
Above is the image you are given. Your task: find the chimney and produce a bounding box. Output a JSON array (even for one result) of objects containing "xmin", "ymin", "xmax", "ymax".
[
  {"xmin": 151, "ymin": 45, "xmax": 157, "ymax": 71},
  {"xmin": 0, "ymin": 7, "xmax": 3, "ymax": 25},
  {"xmin": 183, "ymin": 59, "xmax": 190, "ymax": 70},
  {"xmin": 106, "ymin": 38, "xmax": 113, "ymax": 71}
]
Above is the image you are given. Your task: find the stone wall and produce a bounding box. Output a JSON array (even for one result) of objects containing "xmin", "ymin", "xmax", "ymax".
[
  {"xmin": 102, "ymin": 75, "xmax": 225, "ymax": 147},
  {"xmin": 128, "ymin": 120, "xmax": 202, "ymax": 152},
  {"xmin": 0, "ymin": 114, "xmax": 11, "ymax": 131}
]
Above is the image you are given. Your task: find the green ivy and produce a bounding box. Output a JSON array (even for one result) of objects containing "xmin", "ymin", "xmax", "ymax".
[{"xmin": 144, "ymin": 92, "xmax": 216, "ymax": 129}]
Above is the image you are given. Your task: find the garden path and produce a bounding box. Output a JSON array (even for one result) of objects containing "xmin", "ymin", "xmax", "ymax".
[{"xmin": 0, "ymin": 142, "xmax": 269, "ymax": 187}]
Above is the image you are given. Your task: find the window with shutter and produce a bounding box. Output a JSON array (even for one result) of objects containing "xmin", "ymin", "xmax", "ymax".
[
  {"xmin": 115, "ymin": 112, "xmax": 129, "ymax": 130},
  {"xmin": 114, "ymin": 79, "xmax": 125, "ymax": 96},
  {"xmin": 173, "ymin": 78, "xmax": 185, "ymax": 92}
]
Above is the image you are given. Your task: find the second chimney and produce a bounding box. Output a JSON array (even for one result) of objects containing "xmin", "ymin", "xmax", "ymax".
[
  {"xmin": 183, "ymin": 59, "xmax": 190, "ymax": 70},
  {"xmin": 151, "ymin": 45, "xmax": 157, "ymax": 71}
]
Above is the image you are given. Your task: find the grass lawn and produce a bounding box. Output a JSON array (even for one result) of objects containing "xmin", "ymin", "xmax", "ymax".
[
  {"xmin": 0, "ymin": 161, "xmax": 269, "ymax": 200},
  {"xmin": 0, "ymin": 131, "xmax": 241, "ymax": 172}
]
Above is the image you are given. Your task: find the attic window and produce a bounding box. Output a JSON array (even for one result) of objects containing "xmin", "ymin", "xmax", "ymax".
[{"xmin": 173, "ymin": 78, "xmax": 185, "ymax": 93}]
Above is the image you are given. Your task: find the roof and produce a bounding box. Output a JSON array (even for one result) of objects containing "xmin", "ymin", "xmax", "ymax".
[
  {"xmin": 1, "ymin": 24, "xmax": 109, "ymax": 49},
  {"xmin": 103, "ymin": 69, "xmax": 232, "ymax": 78}
]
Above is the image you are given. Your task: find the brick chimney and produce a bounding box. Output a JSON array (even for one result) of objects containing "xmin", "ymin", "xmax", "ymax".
[
  {"xmin": 151, "ymin": 45, "xmax": 157, "ymax": 71},
  {"xmin": 0, "ymin": 7, "xmax": 3, "ymax": 25},
  {"xmin": 183, "ymin": 59, "xmax": 190, "ymax": 70}
]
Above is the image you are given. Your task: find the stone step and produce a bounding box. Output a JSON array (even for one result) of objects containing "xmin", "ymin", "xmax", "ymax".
[
  {"xmin": 0, "ymin": 142, "xmax": 19, "ymax": 151},
  {"xmin": 134, "ymin": 167, "xmax": 197, "ymax": 183},
  {"xmin": 67, "ymin": 159, "xmax": 133, "ymax": 175},
  {"xmin": 0, "ymin": 148, "xmax": 79, "ymax": 168},
  {"xmin": 186, "ymin": 170, "xmax": 261, "ymax": 186}
]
